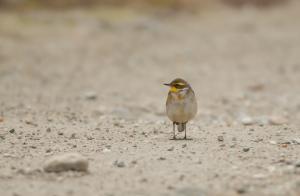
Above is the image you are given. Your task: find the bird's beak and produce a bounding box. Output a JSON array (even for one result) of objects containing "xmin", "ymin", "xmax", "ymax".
[{"xmin": 164, "ymin": 83, "xmax": 171, "ymax": 86}]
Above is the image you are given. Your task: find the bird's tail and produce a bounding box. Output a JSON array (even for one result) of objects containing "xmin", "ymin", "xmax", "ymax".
[{"xmin": 177, "ymin": 123, "xmax": 185, "ymax": 132}]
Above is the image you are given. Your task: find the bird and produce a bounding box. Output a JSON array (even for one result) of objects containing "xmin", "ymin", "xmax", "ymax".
[{"xmin": 164, "ymin": 78, "xmax": 197, "ymax": 140}]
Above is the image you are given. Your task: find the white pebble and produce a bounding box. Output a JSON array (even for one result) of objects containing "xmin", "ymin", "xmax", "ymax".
[
  {"xmin": 240, "ymin": 116, "xmax": 254, "ymax": 126},
  {"xmin": 103, "ymin": 148, "xmax": 111, "ymax": 153},
  {"xmin": 269, "ymin": 140, "xmax": 277, "ymax": 145}
]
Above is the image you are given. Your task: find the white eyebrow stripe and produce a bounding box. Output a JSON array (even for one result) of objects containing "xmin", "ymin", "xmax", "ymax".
[{"xmin": 176, "ymin": 83, "xmax": 185, "ymax": 86}]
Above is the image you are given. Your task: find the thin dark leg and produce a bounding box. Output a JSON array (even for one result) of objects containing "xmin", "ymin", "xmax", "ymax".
[
  {"xmin": 173, "ymin": 122, "xmax": 176, "ymax": 139},
  {"xmin": 184, "ymin": 123, "xmax": 187, "ymax": 139}
]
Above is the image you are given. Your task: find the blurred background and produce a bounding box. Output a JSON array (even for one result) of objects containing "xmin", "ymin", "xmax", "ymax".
[
  {"xmin": 0, "ymin": 0, "xmax": 291, "ymax": 9},
  {"xmin": 1, "ymin": 0, "xmax": 299, "ymax": 122}
]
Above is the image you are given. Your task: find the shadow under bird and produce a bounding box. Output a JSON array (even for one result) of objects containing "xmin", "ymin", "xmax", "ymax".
[{"xmin": 164, "ymin": 78, "xmax": 197, "ymax": 140}]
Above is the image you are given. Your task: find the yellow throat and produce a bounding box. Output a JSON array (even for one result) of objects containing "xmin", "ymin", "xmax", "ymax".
[{"xmin": 170, "ymin": 86, "xmax": 179, "ymax": 93}]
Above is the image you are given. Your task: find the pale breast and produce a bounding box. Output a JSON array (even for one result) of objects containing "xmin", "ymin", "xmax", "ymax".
[{"xmin": 166, "ymin": 90, "xmax": 197, "ymax": 123}]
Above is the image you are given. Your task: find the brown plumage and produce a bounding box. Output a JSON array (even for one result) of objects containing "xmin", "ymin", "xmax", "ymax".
[{"xmin": 164, "ymin": 78, "xmax": 197, "ymax": 139}]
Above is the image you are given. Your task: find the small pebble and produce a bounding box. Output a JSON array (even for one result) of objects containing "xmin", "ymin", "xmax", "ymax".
[
  {"xmin": 114, "ymin": 160, "xmax": 125, "ymax": 168},
  {"xmin": 131, "ymin": 160, "xmax": 137, "ymax": 165},
  {"xmin": 253, "ymin": 138, "xmax": 263, "ymax": 143},
  {"xmin": 158, "ymin": 157, "xmax": 166, "ymax": 160},
  {"xmin": 291, "ymin": 138, "xmax": 300, "ymax": 145},
  {"xmin": 281, "ymin": 143, "xmax": 288, "ymax": 148},
  {"xmin": 113, "ymin": 122, "xmax": 124, "ymax": 128},
  {"xmin": 240, "ymin": 116, "xmax": 254, "ymax": 126},
  {"xmin": 84, "ymin": 91, "xmax": 97, "ymax": 100},
  {"xmin": 3, "ymin": 153, "xmax": 15, "ymax": 158},
  {"xmin": 70, "ymin": 133, "xmax": 77, "ymax": 139},
  {"xmin": 46, "ymin": 128, "xmax": 51, "ymax": 133},
  {"xmin": 243, "ymin": 147, "xmax": 250, "ymax": 152},
  {"xmin": 256, "ymin": 116, "xmax": 270, "ymax": 126},
  {"xmin": 269, "ymin": 140, "xmax": 277, "ymax": 145},
  {"xmin": 140, "ymin": 178, "xmax": 148, "ymax": 183},
  {"xmin": 236, "ymin": 186, "xmax": 247, "ymax": 194},
  {"xmin": 179, "ymin": 174, "xmax": 185, "ymax": 181},
  {"xmin": 167, "ymin": 146, "xmax": 174, "ymax": 151},
  {"xmin": 9, "ymin": 129, "xmax": 15, "ymax": 134},
  {"xmin": 85, "ymin": 135, "xmax": 94, "ymax": 140},
  {"xmin": 248, "ymin": 83, "xmax": 265, "ymax": 92},
  {"xmin": 25, "ymin": 120, "xmax": 37, "ymax": 126},
  {"xmin": 102, "ymin": 148, "xmax": 111, "ymax": 153},
  {"xmin": 269, "ymin": 116, "xmax": 287, "ymax": 125},
  {"xmin": 167, "ymin": 185, "xmax": 175, "ymax": 190},
  {"xmin": 217, "ymin": 136, "xmax": 224, "ymax": 142}
]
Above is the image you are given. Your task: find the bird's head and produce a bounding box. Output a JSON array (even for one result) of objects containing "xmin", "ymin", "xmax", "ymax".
[{"xmin": 164, "ymin": 78, "xmax": 190, "ymax": 93}]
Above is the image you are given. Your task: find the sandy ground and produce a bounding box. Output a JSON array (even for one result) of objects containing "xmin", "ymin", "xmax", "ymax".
[{"xmin": 0, "ymin": 2, "xmax": 300, "ymax": 196}]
